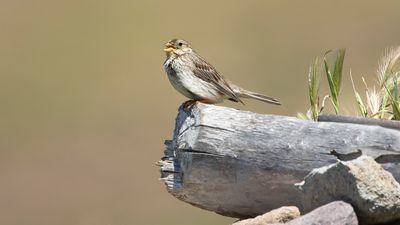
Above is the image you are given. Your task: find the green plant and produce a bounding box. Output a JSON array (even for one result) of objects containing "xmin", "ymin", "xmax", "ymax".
[
  {"xmin": 385, "ymin": 77, "xmax": 400, "ymax": 120},
  {"xmin": 323, "ymin": 49, "xmax": 346, "ymax": 114},
  {"xmin": 297, "ymin": 57, "xmax": 321, "ymax": 121},
  {"xmin": 308, "ymin": 57, "xmax": 321, "ymax": 120},
  {"xmin": 351, "ymin": 46, "xmax": 400, "ymax": 120},
  {"xmin": 298, "ymin": 49, "xmax": 344, "ymax": 120},
  {"xmin": 350, "ymin": 72, "xmax": 368, "ymax": 117},
  {"xmin": 300, "ymin": 46, "xmax": 400, "ymax": 121}
]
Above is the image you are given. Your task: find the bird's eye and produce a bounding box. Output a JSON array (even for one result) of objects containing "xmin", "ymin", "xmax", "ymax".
[{"xmin": 178, "ymin": 42, "xmax": 183, "ymax": 46}]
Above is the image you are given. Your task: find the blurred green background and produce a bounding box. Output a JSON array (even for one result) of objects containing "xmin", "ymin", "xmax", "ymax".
[{"xmin": 1, "ymin": 1, "xmax": 400, "ymax": 224}]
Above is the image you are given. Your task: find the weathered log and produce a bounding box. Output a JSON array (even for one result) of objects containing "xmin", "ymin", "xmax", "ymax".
[{"xmin": 158, "ymin": 103, "xmax": 400, "ymax": 218}]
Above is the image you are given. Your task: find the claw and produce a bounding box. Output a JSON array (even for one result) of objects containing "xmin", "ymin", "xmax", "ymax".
[{"xmin": 182, "ymin": 100, "xmax": 197, "ymax": 109}]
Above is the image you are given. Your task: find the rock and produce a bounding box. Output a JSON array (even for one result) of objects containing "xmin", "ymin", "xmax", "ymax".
[
  {"xmin": 279, "ymin": 201, "xmax": 358, "ymax": 225},
  {"xmin": 297, "ymin": 156, "xmax": 400, "ymax": 225},
  {"xmin": 232, "ymin": 206, "xmax": 300, "ymax": 225}
]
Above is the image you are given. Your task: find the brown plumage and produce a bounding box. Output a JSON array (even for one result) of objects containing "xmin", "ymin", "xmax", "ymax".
[{"xmin": 163, "ymin": 39, "xmax": 281, "ymax": 105}]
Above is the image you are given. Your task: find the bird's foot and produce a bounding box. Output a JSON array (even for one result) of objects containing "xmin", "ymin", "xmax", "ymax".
[
  {"xmin": 182, "ymin": 99, "xmax": 215, "ymax": 110},
  {"xmin": 182, "ymin": 100, "xmax": 198, "ymax": 109}
]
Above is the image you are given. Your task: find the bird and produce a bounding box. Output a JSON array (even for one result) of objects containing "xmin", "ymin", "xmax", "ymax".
[{"xmin": 163, "ymin": 39, "xmax": 281, "ymax": 107}]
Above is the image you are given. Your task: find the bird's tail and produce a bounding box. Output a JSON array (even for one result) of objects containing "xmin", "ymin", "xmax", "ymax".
[{"xmin": 238, "ymin": 89, "xmax": 281, "ymax": 105}]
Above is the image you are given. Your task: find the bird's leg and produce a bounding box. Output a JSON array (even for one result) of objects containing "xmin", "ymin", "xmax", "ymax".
[
  {"xmin": 198, "ymin": 99, "xmax": 215, "ymax": 104},
  {"xmin": 182, "ymin": 99, "xmax": 215, "ymax": 109},
  {"xmin": 182, "ymin": 100, "xmax": 198, "ymax": 109}
]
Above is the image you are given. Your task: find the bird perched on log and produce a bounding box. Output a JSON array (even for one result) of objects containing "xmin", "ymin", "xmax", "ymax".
[{"xmin": 163, "ymin": 39, "xmax": 281, "ymax": 106}]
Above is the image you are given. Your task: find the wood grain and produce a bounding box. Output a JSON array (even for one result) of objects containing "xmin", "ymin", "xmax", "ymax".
[{"xmin": 158, "ymin": 103, "xmax": 400, "ymax": 218}]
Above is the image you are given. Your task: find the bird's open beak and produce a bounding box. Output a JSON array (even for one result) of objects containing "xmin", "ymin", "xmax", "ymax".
[{"xmin": 163, "ymin": 42, "xmax": 175, "ymax": 52}]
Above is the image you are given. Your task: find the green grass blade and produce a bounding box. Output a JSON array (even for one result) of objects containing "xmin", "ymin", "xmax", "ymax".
[
  {"xmin": 379, "ymin": 91, "xmax": 389, "ymax": 119},
  {"xmin": 334, "ymin": 49, "xmax": 346, "ymax": 91},
  {"xmin": 392, "ymin": 79, "xmax": 400, "ymax": 120},
  {"xmin": 308, "ymin": 57, "xmax": 320, "ymax": 120},
  {"xmin": 323, "ymin": 49, "xmax": 345, "ymax": 114},
  {"xmin": 392, "ymin": 102, "xmax": 400, "ymax": 120},
  {"xmin": 350, "ymin": 73, "xmax": 368, "ymax": 117},
  {"xmin": 383, "ymin": 78, "xmax": 400, "ymax": 120},
  {"xmin": 355, "ymin": 92, "xmax": 369, "ymax": 117}
]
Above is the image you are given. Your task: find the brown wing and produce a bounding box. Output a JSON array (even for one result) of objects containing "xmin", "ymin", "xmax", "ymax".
[{"xmin": 188, "ymin": 51, "xmax": 243, "ymax": 103}]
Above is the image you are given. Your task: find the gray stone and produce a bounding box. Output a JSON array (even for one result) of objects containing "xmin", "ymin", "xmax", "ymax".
[
  {"xmin": 232, "ymin": 206, "xmax": 300, "ymax": 225},
  {"xmin": 276, "ymin": 201, "xmax": 358, "ymax": 225},
  {"xmin": 298, "ymin": 156, "xmax": 400, "ymax": 225}
]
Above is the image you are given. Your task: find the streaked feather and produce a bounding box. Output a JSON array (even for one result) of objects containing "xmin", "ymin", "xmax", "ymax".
[
  {"xmin": 187, "ymin": 52, "xmax": 243, "ymax": 103},
  {"xmin": 163, "ymin": 39, "xmax": 280, "ymax": 106}
]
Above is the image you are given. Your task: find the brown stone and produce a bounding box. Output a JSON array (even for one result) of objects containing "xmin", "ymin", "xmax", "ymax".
[{"xmin": 232, "ymin": 206, "xmax": 300, "ymax": 225}]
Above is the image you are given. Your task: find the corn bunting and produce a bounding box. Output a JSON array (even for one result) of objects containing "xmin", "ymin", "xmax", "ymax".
[{"xmin": 163, "ymin": 39, "xmax": 281, "ymax": 106}]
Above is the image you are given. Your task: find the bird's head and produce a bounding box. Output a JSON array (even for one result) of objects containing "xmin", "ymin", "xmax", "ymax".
[{"xmin": 164, "ymin": 39, "xmax": 191, "ymax": 56}]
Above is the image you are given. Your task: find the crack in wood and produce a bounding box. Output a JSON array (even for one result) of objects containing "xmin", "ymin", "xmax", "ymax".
[
  {"xmin": 375, "ymin": 154, "xmax": 400, "ymax": 164},
  {"xmin": 318, "ymin": 114, "xmax": 400, "ymax": 130},
  {"xmin": 179, "ymin": 148, "xmax": 222, "ymax": 157},
  {"xmin": 326, "ymin": 149, "xmax": 363, "ymax": 161}
]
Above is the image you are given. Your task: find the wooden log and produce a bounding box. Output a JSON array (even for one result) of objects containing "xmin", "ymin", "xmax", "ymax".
[{"xmin": 158, "ymin": 103, "xmax": 400, "ymax": 218}]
